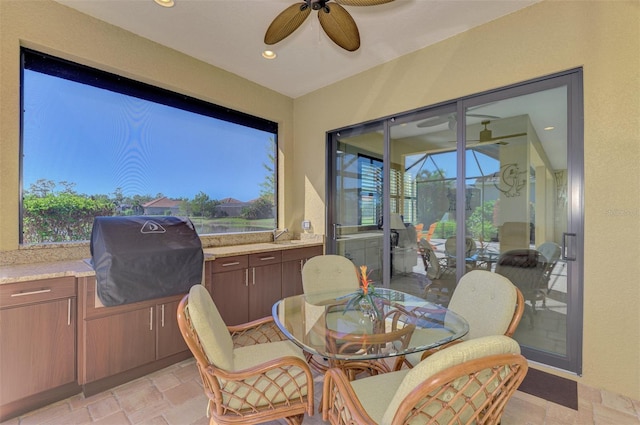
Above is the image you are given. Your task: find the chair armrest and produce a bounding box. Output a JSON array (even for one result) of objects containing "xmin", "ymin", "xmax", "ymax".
[
  {"xmin": 205, "ymin": 355, "xmax": 314, "ymax": 417},
  {"xmin": 228, "ymin": 316, "xmax": 288, "ymax": 347},
  {"xmin": 322, "ymin": 368, "xmax": 376, "ymax": 425},
  {"xmin": 392, "ymin": 353, "xmax": 528, "ymax": 425}
]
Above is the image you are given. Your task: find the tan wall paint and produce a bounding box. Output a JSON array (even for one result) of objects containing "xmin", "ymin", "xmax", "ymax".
[
  {"xmin": 1, "ymin": 0, "xmax": 639, "ymax": 401},
  {"xmin": 293, "ymin": 1, "xmax": 640, "ymax": 399},
  {"xmin": 0, "ymin": 0, "xmax": 295, "ymax": 250}
]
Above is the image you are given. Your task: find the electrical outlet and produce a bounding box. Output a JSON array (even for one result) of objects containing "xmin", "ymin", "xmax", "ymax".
[{"xmin": 302, "ymin": 220, "xmax": 311, "ymax": 230}]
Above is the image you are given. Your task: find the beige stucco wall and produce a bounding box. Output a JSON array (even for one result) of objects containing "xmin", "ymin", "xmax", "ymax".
[
  {"xmin": 293, "ymin": 1, "xmax": 640, "ymax": 399},
  {"xmin": 1, "ymin": 0, "xmax": 639, "ymax": 401},
  {"xmin": 0, "ymin": 0, "xmax": 296, "ymax": 252}
]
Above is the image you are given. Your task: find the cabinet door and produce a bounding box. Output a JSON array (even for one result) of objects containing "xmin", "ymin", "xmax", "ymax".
[
  {"xmin": 0, "ymin": 298, "xmax": 76, "ymax": 404},
  {"xmin": 211, "ymin": 268, "xmax": 249, "ymax": 326},
  {"xmin": 156, "ymin": 299, "xmax": 188, "ymax": 359},
  {"xmin": 249, "ymin": 262, "xmax": 282, "ymax": 321},
  {"xmin": 84, "ymin": 307, "xmax": 156, "ymax": 382},
  {"xmin": 282, "ymin": 246, "xmax": 323, "ymax": 297},
  {"xmin": 281, "ymin": 258, "xmax": 305, "ymax": 298}
]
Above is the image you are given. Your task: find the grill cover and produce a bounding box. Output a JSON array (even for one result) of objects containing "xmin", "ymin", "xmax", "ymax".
[{"xmin": 90, "ymin": 216, "xmax": 204, "ymax": 307}]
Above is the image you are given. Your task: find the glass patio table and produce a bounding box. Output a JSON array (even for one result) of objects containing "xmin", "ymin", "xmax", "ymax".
[{"xmin": 272, "ymin": 287, "xmax": 469, "ymax": 376}]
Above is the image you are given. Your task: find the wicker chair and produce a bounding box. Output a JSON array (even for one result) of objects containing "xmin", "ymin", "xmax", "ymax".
[
  {"xmin": 301, "ymin": 254, "xmax": 360, "ymax": 372},
  {"xmin": 419, "ymin": 239, "xmax": 457, "ymax": 304},
  {"xmin": 323, "ymin": 335, "xmax": 528, "ymax": 425},
  {"xmin": 495, "ymin": 249, "xmax": 548, "ymax": 328},
  {"xmin": 397, "ymin": 270, "xmax": 524, "ymax": 370},
  {"xmin": 537, "ymin": 241, "xmax": 562, "ymax": 298},
  {"xmin": 176, "ymin": 284, "xmax": 314, "ymax": 425}
]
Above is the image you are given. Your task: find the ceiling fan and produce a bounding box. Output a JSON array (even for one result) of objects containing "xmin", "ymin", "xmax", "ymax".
[
  {"xmin": 264, "ymin": 0, "xmax": 394, "ymax": 52},
  {"xmin": 416, "ymin": 104, "xmax": 501, "ymax": 129},
  {"xmin": 439, "ymin": 120, "xmax": 526, "ymax": 145},
  {"xmin": 472, "ymin": 120, "xmax": 527, "ymax": 144}
]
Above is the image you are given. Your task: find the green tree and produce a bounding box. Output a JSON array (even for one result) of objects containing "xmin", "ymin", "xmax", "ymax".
[
  {"xmin": 23, "ymin": 186, "xmax": 114, "ymax": 243},
  {"xmin": 241, "ymin": 197, "xmax": 274, "ymax": 220},
  {"xmin": 466, "ymin": 199, "xmax": 498, "ymax": 242},
  {"xmin": 259, "ymin": 137, "xmax": 276, "ymax": 203},
  {"xmin": 191, "ymin": 191, "xmax": 219, "ymax": 218}
]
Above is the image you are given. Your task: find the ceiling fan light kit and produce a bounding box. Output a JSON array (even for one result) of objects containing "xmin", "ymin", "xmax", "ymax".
[{"xmin": 264, "ymin": 0, "xmax": 394, "ymax": 52}]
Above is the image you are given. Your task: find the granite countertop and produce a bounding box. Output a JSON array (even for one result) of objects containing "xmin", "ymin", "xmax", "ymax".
[{"xmin": 0, "ymin": 239, "xmax": 323, "ymax": 285}]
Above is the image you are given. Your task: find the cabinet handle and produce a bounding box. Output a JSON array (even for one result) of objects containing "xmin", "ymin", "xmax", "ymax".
[
  {"xmin": 10, "ymin": 288, "xmax": 51, "ymax": 297},
  {"xmin": 161, "ymin": 304, "xmax": 165, "ymax": 327},
  {"xmin": 299, "ymin": 259, "xmax": 304, "ymax": 273},
  {"xmin": 222, "ymin": 261, "xmax": 240, "ymax": 267},
  {"xmin": 252, "ymin": 267, "xmax": 256, "ymax": 285},
  {"xmin": 67, "ymin": 298, "xmax": 72, "ymax": 326},
  {"xmin": 245, "ymin": 269, "xmax": 248, "ymax": 287},
  {"xmin": 150, "ymin": 307, "xmax": 154, "ymax": 331},
  {"xmin": 260, "ymin": 256, "xmax": 276, "ymax": 261}
]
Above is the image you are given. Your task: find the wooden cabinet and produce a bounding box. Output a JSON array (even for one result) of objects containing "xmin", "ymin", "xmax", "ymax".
[
  {"xmin": 210, "ymin": 254, "xmax": 250, "ymax": 325},
  {"xmin": 156, "ymin": 299, "xmax": 188, "ymax": 359},
  {"xmin": 211, "ymin": 246, "xmax": 323, "ymax": 325},
  {"xmin": 84, "ymin": 305, "xmax": 156, "ymax": 382},
  {"xmin": 78, "ymin": 277, "xmax": 191, "ymax": 395},
  {"xmin": 0, "ymin": 277, "xmax": 79, "ymax": 422},
  {"xmin": 211, "ymin": 251, "xmax": 282, "ymax": 325},
  {"xmin": 281, "ymin": 245, "xmax": 324, "ymax": 297},
  {"xmin": 248, "ymin": 251, "xmax": 282, "ymax": 321}
]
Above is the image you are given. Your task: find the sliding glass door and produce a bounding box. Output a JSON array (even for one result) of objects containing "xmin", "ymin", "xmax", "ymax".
[{"xmin": 327, "ymin": 69, "xmax": 583, "ymax": 373}]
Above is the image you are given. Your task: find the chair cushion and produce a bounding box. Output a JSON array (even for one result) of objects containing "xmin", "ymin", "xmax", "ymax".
[
  {"xmin": 227, "ymin": 340, "xmax": 309, "ymax": 409},
  {"xmin": 302, "ymin": 255, "xmax": 360, "ymax": 295},
  {"xmin": 447, "ymin": 270, "xmax": 517, "ymax": 340},
  {"xmin": 381, "ymin": 335, "xmax": 521, "ymax": 425},
  {"xmin": 187, "ymin": 284, "xmax": 234, "ymax": 370},
  {"xmin": 350, "ymin": 369, "xmax": 410, "ymax": 423}
]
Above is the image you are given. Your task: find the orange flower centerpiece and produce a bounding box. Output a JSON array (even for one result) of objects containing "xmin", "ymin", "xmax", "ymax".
[{"xmin": 341, "ymin": 265, "xmax": 383, "ymax": 320}]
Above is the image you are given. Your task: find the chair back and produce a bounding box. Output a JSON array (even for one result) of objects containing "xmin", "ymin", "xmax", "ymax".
[
  {"xmin": 302, "ymin": 255, "xmax": 360, "ymax": 295},
  {"xmin": 418, "ymin": 239, "xmax": 441, "ymax": 280},
  {"xmin": 444, "ymin": 236, "xmax": 478, "ymax": 258},
  {"xmin": 178, "ymin": 284, "xmax": 234, "ymax": 370},
  {"xmin": 537, "ymin": 241, "xmax": 561, "ymax": 290},
  {"xmin": 448, "ymin": 270, "xmax": 523, "ymax": 340},
  {"xmin": 495, "ymin": 249, "xmax": 547, "ymax": 302},
  {"xmin": 384, "ymin": 335, "xmax": 527, "ymax": 425}
]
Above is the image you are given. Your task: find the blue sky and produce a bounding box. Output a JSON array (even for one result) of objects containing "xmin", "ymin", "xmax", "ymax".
[{"xmin": 22, "ymin": 70, "xmax": 274, "ymax": 202}]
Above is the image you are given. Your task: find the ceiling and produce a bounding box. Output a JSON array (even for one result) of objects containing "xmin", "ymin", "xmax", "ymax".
[
  {"xmin": 53, "ymin": 0, "xmax": 539, "ymax": 99},
  {"xmin": 52, "ymin": 0, "xmax": 564, "ymax": 170}
]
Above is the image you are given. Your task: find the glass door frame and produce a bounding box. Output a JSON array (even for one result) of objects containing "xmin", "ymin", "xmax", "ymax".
[{"xmin": 326, "ymin": 68, "xmax": 583, "ymax": 374}]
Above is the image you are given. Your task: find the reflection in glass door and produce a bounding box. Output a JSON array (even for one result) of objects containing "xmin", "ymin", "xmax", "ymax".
[
  {"xmin": 330, "ymin": 123, "xmax": 385, "ymax": 282},
  {"xmin": 462, "ymin": 82, "xmax": 579, "ymax": 371},
  {"xmin": 327, "ymin": 70, "xmax": 582, "ymax": 373}
]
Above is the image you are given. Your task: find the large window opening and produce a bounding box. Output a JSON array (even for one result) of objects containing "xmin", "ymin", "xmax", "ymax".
[{"xmin": 20, "ymin": 49, "xmax": 278, "ymax": 244}]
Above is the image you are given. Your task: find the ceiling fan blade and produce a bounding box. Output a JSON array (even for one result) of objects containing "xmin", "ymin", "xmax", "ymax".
[
  {"xmin": 467, "ymin": 113, "xmax": 501, "ymax": 120},
  {"xmin": 417, "ymin": 115, "xmax": 449, "ymax": 128},
  {"xmin": 264, "ymin": 3, "xmax": 311, "ymax": 45},
  {"xmin": 489, "ymin": 132, "xmax": 527, "ymax": 141},
  {"xmin": 335, "ymin": 0, "xmax": 394, "ymax": 6},
  {"xmin": 318, "ymin": 3, "xmax": 360, "ymax": 51}
]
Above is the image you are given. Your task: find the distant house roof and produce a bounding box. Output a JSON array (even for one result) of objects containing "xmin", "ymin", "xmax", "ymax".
[
  {"xmin": 142, "ymin": 197, "xmax": 181, "ymax": 208},
  {"xmin": 219, "ymin": 197, "xmax": 243, "ymax": 204}
]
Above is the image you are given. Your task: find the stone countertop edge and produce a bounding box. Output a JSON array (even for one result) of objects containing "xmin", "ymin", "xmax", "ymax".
[{"xmin": 0, "ymin": 240, "xmax": 323, "ymax": 284}]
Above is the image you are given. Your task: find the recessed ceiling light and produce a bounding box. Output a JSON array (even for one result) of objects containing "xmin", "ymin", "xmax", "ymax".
[
  {"xmin": 262, "ymin": 50, "xmax": 277, "ymax": 60},
  {"xmin": 544, "ymin": 126, "xmax": 555, "ymax": 131},
  {"xmin": 154, "ymin": 0, "xmax": 174, "ymax": 8}
]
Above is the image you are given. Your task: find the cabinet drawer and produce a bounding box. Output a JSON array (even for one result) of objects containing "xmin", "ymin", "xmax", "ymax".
[
  {"xmin": 249, "ymin": 251, "xmax": 282, "ymax": 267},
  {"xmin": 281, "ymin": 245, "xmax": 323, "ymax": 262},
  {"xmin": 0, "ymin": 277, "xmax": 76, "ymax": 308},
  {"xmin": 211, "ymin": 255, "xmax": 248, "ymax": 273}
]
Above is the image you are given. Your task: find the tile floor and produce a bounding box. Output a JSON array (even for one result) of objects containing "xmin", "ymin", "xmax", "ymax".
[{"xmin": 3, "ymin": 358, "xmax": 640, "ymax": 425}]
